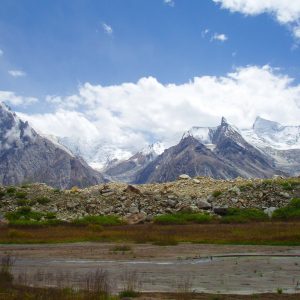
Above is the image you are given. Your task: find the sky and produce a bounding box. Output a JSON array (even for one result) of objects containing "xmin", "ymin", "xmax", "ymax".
[{"xmin": 0, "ymin": 0, "xmax": 300, "ymax": 154}]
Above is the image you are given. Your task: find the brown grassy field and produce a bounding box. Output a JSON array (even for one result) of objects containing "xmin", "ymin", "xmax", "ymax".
[{"xmin": 1, "ymin": 222, "xmax": 300, "ymax": 245}]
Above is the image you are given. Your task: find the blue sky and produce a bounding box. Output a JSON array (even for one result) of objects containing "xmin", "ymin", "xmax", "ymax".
[
  {"xmin": 1, "ymin": 0, "xmax": 300, "ymax": 101},
  {"xmin": 0, "ymin": 0, "xmax": 300, "ymax": 157}
]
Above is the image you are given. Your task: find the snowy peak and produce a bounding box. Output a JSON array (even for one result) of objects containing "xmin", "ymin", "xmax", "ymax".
[
  {"xmin": 182, "ymin": 126, "xmax": 216, "ymax": 144},
  {"xmin": 246, "ymin": 116, "xmax": 300, "ymax": 150},
  {"xmin": 141, "ymin": 142, "xmax": 165, "ymax": 156},
  {"xmin": 253, "ymin": 117, "xmax": 281, "ymax": 132},
  {"xmin": 0, "ymin": 103, "xmax": 36, "ymax": 152}
]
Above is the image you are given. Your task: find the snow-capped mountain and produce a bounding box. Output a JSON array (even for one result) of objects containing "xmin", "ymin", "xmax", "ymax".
[
  {"xmin": 104, "ymin": 142, "xmax": 165, "ymax": 182},
  {"xmin": 241, "ymin": 117, "xmax": 300, "ymax": 176},
  {"xmin": 135, "ymin": 117, "xmax": 281, "ymax": 183},
  {"xmin": 58, "ymin": 136, "xmax": 132, "ymax": 170},
  {"xmin": 242, "ymin": 116, "xmax": 300, "ymax": 150},
  {"xmin": 0, "ymin": 103, "xmax": 105, "ymax": 188}
]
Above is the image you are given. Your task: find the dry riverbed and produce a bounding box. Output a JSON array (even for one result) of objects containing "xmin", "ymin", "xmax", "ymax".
[{"xmin": 1, "ymin": 243, "xmax": 300, "ymax": 295}]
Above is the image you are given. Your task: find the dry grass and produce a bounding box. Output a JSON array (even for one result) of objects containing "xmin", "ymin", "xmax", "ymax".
[{"xmin": 0, "ymin": 222, "xmax": 300, "ymax": 245}]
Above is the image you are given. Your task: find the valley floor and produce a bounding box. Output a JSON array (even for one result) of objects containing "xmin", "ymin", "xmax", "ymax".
[{"xmin": 1, "ymin": 241, "xmax": 300, "ymax": 295}]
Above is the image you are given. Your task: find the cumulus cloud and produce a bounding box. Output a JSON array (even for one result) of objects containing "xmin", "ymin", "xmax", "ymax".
[
  {"xmin": 19, "ymin": 65, "xmax": 300, "ymax": 155},
  {"xmin": 213, "ymin": 0, "xmax": 300, "ymax": 38},
  {"xmin": 211, "ymin": 33, "xmax": 228, "ymax": 42},
  {"xmin": 0, "ymin": 91, "xmax": 38, "ymax": 106},
  {"xmin": 8, "ymin": 70, "xmax": 26, "ymax": 77},
  {"xmin": 102, "ymin": 22, "xmax": 113, "ymax": 36},
  {"xmin": 164, "ymin": 0, "xmax": 175, "ymax": 7}
]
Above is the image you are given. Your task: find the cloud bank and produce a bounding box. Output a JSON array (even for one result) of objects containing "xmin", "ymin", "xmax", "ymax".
[
  {"xmin": 213, "ymin": 0, "xmax": 300, "ymax": 38},
  {"xmin": 0, "ymin": 91, "xmax": 38, "ymax": 106},
  {"xmin": 13, "ymin": 65, "xmax": 300, "ymax": 153}
]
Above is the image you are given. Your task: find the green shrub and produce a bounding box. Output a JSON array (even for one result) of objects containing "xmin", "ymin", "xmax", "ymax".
[
  {"xmin": 212, "ymin": 190, "xmax": 222, "ymax": 198},
  {"xmin": 221, "ymin": 208, "xmax": 268, "ymax": 223},
  {"xmin": 16, "ymin": 199, "xmax": 29, "ymax": 206},
  {"xmin": 239, "ymin": 183, "xmax": 254, "ymax": 191},
  {"xmin": 154, "ymin": 212, "xmax": 213, "ymax": 225},
  {"xmin": 111, "ymin": 245, "xmax": 132, "ymax": 252},
  {"xmin": 72, "ymin": 215, "xmax": 123, "ymax": 226},
  {"xmin": 36, "ymin": 196, "xmax": 51, "ymax": 205},
  {"xmin": 280, "ymin": 182, "xmax": 293, "ymax": 191},
  {"xmin": 6, "ymin": 187, "xmax": 16, "ymax": 194},
  {"xmin": 45, "ymin": 212, "xmax": 57, "ymax": 219},
  {"xmin": 273, "ymin": 198, "xmax": 300, "ymax": 220},
  {"xmin": 15, "ymin": 191, "xmax": 27, "ymax": 199},
  {"xmin": 119, "ymin": 290, "xmax": 139, "ymax": 298},
  {"xmin": 0, "ymin": 190, "xmax": 6, "ymax": 199}
]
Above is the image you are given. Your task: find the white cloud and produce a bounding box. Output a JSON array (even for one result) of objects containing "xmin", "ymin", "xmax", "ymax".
[
  {"xmin": 8, "ymin": 70, "xmax": 26, "ymax": 77},
  {"xmin": 0, "ymin": 91, "xmax": 38, "ymax": 106},
  {"xmin": 0, "ymin": 49, "xmax": 3, "ymax": 56},
  {"xmin": 201, "ymin": 28, "xmax": 210, "ymax": 38},
  {"xmin": 211, "ymin": 33, "xmax": 228, "ymax": 42},
  {"xmin": 213, "ymin": 0, "xmax": 300, "ymax": 38},
  {"xmin": 102, "ymin": 22, "xmax": 113, "ymax": 36},
  {"xmin": 164, "ymin": 0, "xmax": 175, "ymax": 7},
  {"xmin": 19, "ymin": 65, "xmax": 300, "ymax": 155}
]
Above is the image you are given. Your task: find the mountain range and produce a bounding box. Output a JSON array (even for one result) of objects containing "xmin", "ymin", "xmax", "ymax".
[
  {"xmin": 0, "ymin": 102, "xmax": 299, "ymax": 187},
  {"xmin": 103, "ymin": 117, "xmax": 300, "ymax": 183}
]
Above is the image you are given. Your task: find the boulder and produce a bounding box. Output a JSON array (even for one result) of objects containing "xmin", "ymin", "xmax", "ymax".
[
  {"xmin": 264, "ymin": 207, "xmax": 277, "ymax": 218},
  {"xmin": 196, "ymin": 199, "xmax": 211, "ymax": 210},
  {"xmin": 124, "ymin": 212, "xmax": 147, "ymax": 225},
  {"xmin": 125, "ymin": 185, "xmax": 142, "ymax": 195},
  {"xmin": 178, "ymin": 174, "xmax": 191, "ymax": 180},
  {"xmin": 213, "ymin": 207, "xmax": 228, "ymax": 216}
]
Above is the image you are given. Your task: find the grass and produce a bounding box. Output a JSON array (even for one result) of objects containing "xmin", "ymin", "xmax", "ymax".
[
  {"xmin": 36, "ymin": 196, "xmax": 51, "ymax": 205},
  {"xmin": 5, "ymin": 207, "xmax": 61, "ymax": 226},
  {"xmin": 153, "ymin": 212, "xmax": 214, "ymax": 225},
  {"xmin": 221, "ymin": 208, "xmax": 269, "ymax": 223},
  {"xmin": 6, "ymin": 187, "xmax": 16, "ymax": 195},
  {"xmin": 15, "ymin": 191, "xmax": 27, "ymax": 199},
  {"xmin": 119, "ymin": 290, "xmax": 139, "ymax": 298},
  {"xmin": 273, "ymin": 198, "xmax": 300, "ymax": 220},
  {"xmin": 212, "ymin": 190, "xmax": 222, "ymax": 197},
  {"xmin": 1, "ymin": 222, "xmax": 300, "ymax": 245},
  {"xmin": 72, "ymin": 215, "xmax": 123, "ymax": 226},
  {"xmin": 110, "ymin": 245, "xmax": 132, "ymax": 252}
]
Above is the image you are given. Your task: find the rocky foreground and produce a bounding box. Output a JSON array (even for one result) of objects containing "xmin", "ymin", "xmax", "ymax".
[{"xmin": 0, "ymin": 175, "xmax": 299, "ymax": 224}]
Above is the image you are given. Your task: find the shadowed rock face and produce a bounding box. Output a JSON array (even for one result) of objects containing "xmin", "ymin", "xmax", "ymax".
[
  {"xmin": 212, "ymin": 118, "xmax": 280, "ymax": 179},
  {"xmin": 134, "ymin": 118, "xmax": 283, "ymax": 184},
  {"xmin": 0, "ymin": 103, "xmax": 105, "ymax": 189},
  {"xmin": 135, "ymin": 136, "xmax": 241, "ymax": 184}
]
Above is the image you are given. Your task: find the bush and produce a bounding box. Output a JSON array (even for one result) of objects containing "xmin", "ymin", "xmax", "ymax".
[
  {"xmin": 273, "ymin": 198, "xmax": 300, "ymax": 220},
  {"xmin": 36, "ymin": 196, "xmax": 51, "ymax": 205},
  {"xmin": 119, "ymin": 290, "xmax": 139, "ymax": 298},
  {"xmin": 212, "ymin": 190, "xmax": 222, "ymax": 198},
  {"xmin": 15, "ymin": 192, "xmax": 27, "ymax": 199},
  {"xmin": 221, "ymin": 208, "xmax": 268, "ymax": 223},
  {"xmin": 154, "ymin": 212, "xmax": 213, "ymax": 225},
  {"xmin": 72, "ymin": 215, "xmax": 123, "ymax": 226},
  {"xmin": 16, "ymin": 199, "xmax": 29, "ymax": 206},
  {"xmin": 111, "ymin": 245, "xmax": 132, "ymax": 252},
  {"xmin": 0, "ymin": 190, "xmax": 6, "ymax": 199},
  {"xmin": 6, "ymin": 187, "xmax": 16, "ymax": 194},
  {"xmin": 5, "ymin": 207, "xmax": 60, "ymax": 226}
]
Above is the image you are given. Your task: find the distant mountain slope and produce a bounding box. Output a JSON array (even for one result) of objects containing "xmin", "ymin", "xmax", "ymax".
[
  {"xmin": 104, "ymin": 142, "xmax": 165, "ymax": 182},
  {"xmin": 0, "ymin": 103, "xmax": 106, "ymax": 188},
  {"xmin": 135, "ymin": 135, "xmax": 241, "ymax": 183},
  {"xmin": 134, "ymin": 118, "xmax": 282, "ymax": 183},
  {"xmin": 241, "ymin": 117, "xmax": 300, "ymax": 176}
]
